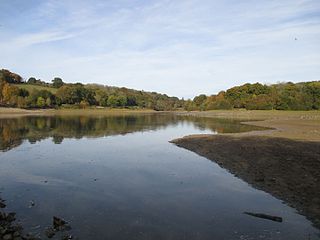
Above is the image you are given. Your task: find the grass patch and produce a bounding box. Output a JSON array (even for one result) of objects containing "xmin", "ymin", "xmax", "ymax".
[{"xmin": 13, "ymin": 83, "xmax": 58, "ymax": 94}]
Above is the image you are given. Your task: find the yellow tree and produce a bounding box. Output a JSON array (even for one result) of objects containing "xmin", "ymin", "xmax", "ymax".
[{"xmin": 2, "ymin": 83, "xmax": 19, "ymax": 105}]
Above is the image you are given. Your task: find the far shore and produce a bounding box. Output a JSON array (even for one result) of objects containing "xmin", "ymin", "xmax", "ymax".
[
  {"xmin": 1, "ymin": 107, "xmax": 320, "ymax": 141},
  {"xmin": 0, "ymin": 107, "xmax": 157, "ymax": 118}
]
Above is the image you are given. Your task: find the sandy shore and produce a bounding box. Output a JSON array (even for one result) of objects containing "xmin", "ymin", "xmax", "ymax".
[
  {"xmin": 172, "ymin": 110, "xmax": 320, "ymax": 228},
  {"xmin": 0, "ymin": 107, "xmax": 53, "ymax": 117},
  {"xmin": 0, "ymin": 107, "xmax": 156, "ymax": 118},
  {"xmin": 179, "ymin": 110, "xmax": 320, "ymax": 141}
]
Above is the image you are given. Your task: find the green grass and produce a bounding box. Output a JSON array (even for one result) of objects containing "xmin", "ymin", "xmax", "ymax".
[{"xmin": 13, "ymin": 83, "xmax": 58, "ymax": 94}]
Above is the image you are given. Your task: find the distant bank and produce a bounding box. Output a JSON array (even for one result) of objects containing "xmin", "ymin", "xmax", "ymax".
[{"xmin": 1, "ymin": 69, "xmax": 319, "ymax": 111}]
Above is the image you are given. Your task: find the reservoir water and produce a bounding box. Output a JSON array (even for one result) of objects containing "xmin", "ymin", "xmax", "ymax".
[{"xmin": 0, "ymin": 113, "xmax": 319, "ymax": 239}]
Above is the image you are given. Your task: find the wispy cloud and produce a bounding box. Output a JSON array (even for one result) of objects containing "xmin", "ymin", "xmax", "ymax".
[
  {"xmin": 13, "ymin": 31, "xmax": 75, "ymax": 47},
  {"xmin": 0, "ymin": 0, "xmax": 319, "ymax": 98}
]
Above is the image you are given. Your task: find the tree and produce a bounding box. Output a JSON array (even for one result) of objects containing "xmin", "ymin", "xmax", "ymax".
[
  {"xmin": 36, "ymin": 97, "xmax": 45, "ymax": 108},
  {"xmin": 52, "ymin": 77, "xmax": 64, "ymax": 88},
  {"xmin": 18, "ymin": 88, "xmax": 29, "ymax": 97},
  {"xmin": 27, "ymin": 77, "xmax": 37, "ymax": 84},
  {"xmin": 303, "ymin": 81, "xmax": 320, "ymax": 109},
  {"xmin": 245, "ymin": 94, "xmax": 273, "ymax": 110},
  {"xmin": 94, "ymin": 89, "xmax": 108, "ymax": 106},
  {"xmin": 79, "ymin": 100, "xmax": 89, "ymax": 109},
  {"xmin": 17, "ymin": 97, "xmax": 27, "ymax": 108},
  {"xmin": 0, "ymin": 69, "xmax": 23, "ymax": 84},
  {"xmin": 2, "ymin": 83, "xmax": 19, "ymax": 105},
  {"xmin": 191, "ymin": 94, "xmax": 207, "ymax": 110},
  {"xmin": 107, "ymin": 95, "xmax": 118, "ymax": 107},
  {"xmin": 0, "ymin": 80, "xmax": 6, "ymax": 104},
  {"xmin": 46, "ymin": 98, "xmax": 52, "ymax": 107}
]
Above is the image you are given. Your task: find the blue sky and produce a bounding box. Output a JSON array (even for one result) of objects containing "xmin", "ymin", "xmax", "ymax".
[{"xmin": 0, "ymin": 0, "xmax": 319, "ymax": 98}]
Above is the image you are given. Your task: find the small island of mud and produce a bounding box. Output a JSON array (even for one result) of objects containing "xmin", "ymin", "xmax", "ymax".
[{"xmin": 171, "ymin": 135, "xmax": 320, "ymax": 229}]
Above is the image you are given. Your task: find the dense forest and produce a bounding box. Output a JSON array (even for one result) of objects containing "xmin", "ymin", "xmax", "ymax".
[
  {"xmin": 0, "ymin": 69, "xmax": 183, "ymax": 111},
  {"xmin": 187, "ymin": 81, "xmax": 320, "ymax": 111},
  {"xmin": 0, "ymin": 69, "xmax": 319, "ymax": 111}
]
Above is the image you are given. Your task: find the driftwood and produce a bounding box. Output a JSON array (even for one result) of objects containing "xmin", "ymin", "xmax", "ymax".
[{"xmin": 244, "ymin": 212, "xmax": 283, "ymax": 222}]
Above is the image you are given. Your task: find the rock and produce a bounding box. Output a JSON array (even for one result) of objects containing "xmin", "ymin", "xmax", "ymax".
[
  {"xmin": 22, "ymin": 233, "xmax": 41, "ymax": 240},
  {"xmin": 44, "ymin": 227, "xmax": 56, "ymax": 238},
  {"xmin": 53, "ymin": 216, "xmax": 67, "ymax": 230},
  {"xmin": 61, "ymin": 234, "xmax": 73, "ymax": 240},
  {"xmin": 28, "ymin": 201, "xmax": 35, "ymax": 208},
  {"xmin": 0, "ymin": 211, "xmax": 6, "ymax": 220},
  {"xmin": 0, "ymin": 226, "xmax": 6, "ymax": 234},
  {"xmin": 0, "ymin": 201, "xmax": 6, "ymax": 208},
  {"xmin": 3, "ymin": 233, "xmax": 13, "ymax": 240},
  {"xmin": 6, "ymin": 213, "xmax": 16, "ymax": 222}
]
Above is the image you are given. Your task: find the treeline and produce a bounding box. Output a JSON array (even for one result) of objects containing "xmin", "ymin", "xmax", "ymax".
[
  {"xmin": 186, "ymin": 82, "xmax": 320, "ymax": 111},
  {"xmin": 0, "ymin": 69, "xmax": 183, "ymax": 110},
  {"xmin": 1, "ymin": 69, "xmax": 319, "ymax": 111}
]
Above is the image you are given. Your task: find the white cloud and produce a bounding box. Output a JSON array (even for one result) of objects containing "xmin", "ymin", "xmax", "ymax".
[{"xmin": 0, "ymin": 0, "xmax": 319, "ymax": 98}]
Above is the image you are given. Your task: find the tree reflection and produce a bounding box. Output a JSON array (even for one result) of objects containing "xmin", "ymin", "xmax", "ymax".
[{"xmin": 0, "ymin": 114, "xmax": 265, "ymax": 152}]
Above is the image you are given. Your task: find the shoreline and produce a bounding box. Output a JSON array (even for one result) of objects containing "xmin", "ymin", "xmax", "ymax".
[
  {"xmin": 0, "ymin": 107, "xmax": 157, "ymax": 118},
  {"xmin": 171, "ymin": 110, "xmax": 320, "ymax": 229},
  {"xmin": 178, "ymin": 109, "xmax": 320, "ymax": 141}
]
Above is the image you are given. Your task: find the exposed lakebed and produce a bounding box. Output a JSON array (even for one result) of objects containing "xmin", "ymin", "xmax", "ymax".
[{"xmin": 0, "ymin": 113, "xmax": 319, "ymax": 239}]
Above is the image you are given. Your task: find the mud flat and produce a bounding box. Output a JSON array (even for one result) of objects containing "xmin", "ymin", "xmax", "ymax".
[
  {"xmin": 180, "ymin": 110, "xmax": 320, "ymax": 141},
  {"xmin": 171, "ymin": 134, "xmax": 320, "ymax": 229}
]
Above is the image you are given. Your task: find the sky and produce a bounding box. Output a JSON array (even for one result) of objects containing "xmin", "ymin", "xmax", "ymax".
[{"xmin": 0, "ymin": 0, "xmax": 319, "ymax": 98}]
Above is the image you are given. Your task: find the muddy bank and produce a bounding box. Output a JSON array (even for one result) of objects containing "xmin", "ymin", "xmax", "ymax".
[
  {"xmin": 171, "ymin": 135, "xmax": 320, "ymax": 229},
  {"xmin": 180, "ymin": 110, "xmax": 320, "ymax": 141}
]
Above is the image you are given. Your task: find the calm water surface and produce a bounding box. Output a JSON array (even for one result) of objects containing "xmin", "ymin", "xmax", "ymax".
[{"xmin": 0, "ymin": 114, "xmax": 319, "ymax": 239}]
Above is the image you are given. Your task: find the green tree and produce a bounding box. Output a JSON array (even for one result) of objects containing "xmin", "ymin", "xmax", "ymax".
[
  {"xmin": 36, "ymin": 97, "xmax": 45, "ymax": 108},
  {"xmin": 193, "ymin": 94, "xmax": 207, "ymax": 107},
  {"xmin": 107, "ymin": 95, "xmax": 118, "ymax": 107},
  {"xmin": 303, "ymin": 82, "xmax": 320, "ymax": 109},
  {"xmin": 46, "ymin": 98, "xmax": 52, "ymax": 107},
  {"xmin": 52, "ymin": 77, "xmax": 64, "ymax": 88},
  {"xmin": 27, "ymin": 77, "xmax": 37, "ymax": 84}
]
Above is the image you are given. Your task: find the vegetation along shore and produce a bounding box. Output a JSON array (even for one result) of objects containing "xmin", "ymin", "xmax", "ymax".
[{"xmin": 0, "ymin": 69, "xmax": 319, "ymax": 111}]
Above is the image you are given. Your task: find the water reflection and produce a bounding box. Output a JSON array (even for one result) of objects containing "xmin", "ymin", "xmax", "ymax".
[
  {"xmin": 0, "ymin": 114, "xmax": 264, "ymax": 152},
  {"xmin": 0, "ymin": 114, "xmax": 319, "ymax": 239}
]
